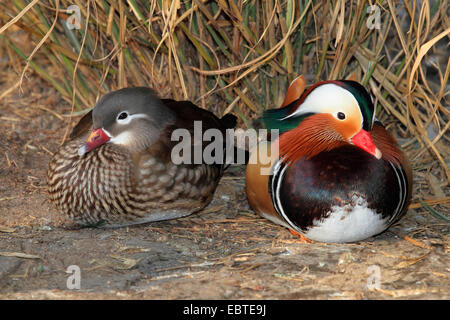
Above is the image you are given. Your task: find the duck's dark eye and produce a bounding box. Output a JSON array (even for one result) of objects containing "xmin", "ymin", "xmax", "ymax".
[
  {"xmin": 117, "ymin": 112, "xmax": 128, "ymax": 120},
  {"xmin": 337, "ymin": 112, "xmax": 346, "ymax": 120}
]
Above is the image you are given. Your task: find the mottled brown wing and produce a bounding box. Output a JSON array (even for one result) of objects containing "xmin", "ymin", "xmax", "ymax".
[
  {"xmin": 162, "ymin": 99, "xmax": 229, "ymax": 134},
  {"xmin": 159, "ymin": 99, "xmax": 235, "ymax": 166}
]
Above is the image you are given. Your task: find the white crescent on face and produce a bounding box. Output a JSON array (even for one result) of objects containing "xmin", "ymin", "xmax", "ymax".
[
  {"xmin": 108, "ymin": 113, "xmax": 150, "ymax": 146},
  {"xmin": 282, "ymin": 83, "xmax": 364, "ymax": 132}
]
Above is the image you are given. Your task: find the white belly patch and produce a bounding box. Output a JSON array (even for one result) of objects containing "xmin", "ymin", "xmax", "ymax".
[{"xmin": 303, "ymin": 195, "xmax": 388, "ymax": 243}]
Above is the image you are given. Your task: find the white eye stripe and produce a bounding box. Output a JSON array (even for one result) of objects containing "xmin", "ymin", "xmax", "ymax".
[
  {"xmin": 281, "ymin": 84, "xmax": 363, "ymax": 127},
  {"xmin": 116, "ymin": 112, "xmax": 149, "ymax": 124}
]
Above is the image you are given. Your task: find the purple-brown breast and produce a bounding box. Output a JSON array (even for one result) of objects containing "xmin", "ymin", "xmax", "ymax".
[
  {"xmin": 274, "ymin": 144, "xmax": 407, "ymax": 231},
  {"xmin": 268, "ymin": 120, "xmax": 412, "ymax": 232}
]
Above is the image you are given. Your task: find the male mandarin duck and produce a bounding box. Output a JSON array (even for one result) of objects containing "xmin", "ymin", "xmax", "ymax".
[
  {"xmin": 47, "ymin": 87, "xmax": 236, "ymax": 227},
  {"xmin": 246, "ymin": 76, "xmax": 412, "ymax": 243}
]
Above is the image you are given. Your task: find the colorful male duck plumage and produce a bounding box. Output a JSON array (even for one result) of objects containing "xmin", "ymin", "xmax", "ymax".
[{"xmin": 246, "ymin": 76, "xmax": 412, "ymax": 243}]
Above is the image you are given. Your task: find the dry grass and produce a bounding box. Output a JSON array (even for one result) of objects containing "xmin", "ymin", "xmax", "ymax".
[{"xmin": 0, "ymin": 0, "xmax": 449, "ymax": 204}]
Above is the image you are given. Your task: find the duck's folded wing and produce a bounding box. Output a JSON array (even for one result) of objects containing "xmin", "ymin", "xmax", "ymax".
[{"xmin": 372, "ymin": 121, "xmax": 413, "ymax": 224}]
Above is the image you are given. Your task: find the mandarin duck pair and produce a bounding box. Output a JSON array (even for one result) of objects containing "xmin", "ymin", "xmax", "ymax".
[{"xmin": 47, "ymin": 77, "xmax": 412, "ymax": 243}]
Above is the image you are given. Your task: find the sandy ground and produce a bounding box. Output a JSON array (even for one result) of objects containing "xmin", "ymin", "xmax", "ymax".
[{"xmin": 0, "ymin": 72, "xmax": 448, "ymax": 300}]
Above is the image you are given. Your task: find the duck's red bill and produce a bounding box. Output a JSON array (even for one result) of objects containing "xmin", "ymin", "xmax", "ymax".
[
  {"xmin": 78, "ymin": 128, "xmax": 110, "ymax": 156},
  {"xmin": 351, "ymin": 129, "xmax": 382, "ymax": 159}
]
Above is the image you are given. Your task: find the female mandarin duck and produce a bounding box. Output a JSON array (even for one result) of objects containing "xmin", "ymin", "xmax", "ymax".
[
  {"xmin": 246, "ymin": 76, "xmax": 412, "ymax": 243},
  {"xmin": 48, "ymin": 87, "xmax": 236, "ymax": 227}
]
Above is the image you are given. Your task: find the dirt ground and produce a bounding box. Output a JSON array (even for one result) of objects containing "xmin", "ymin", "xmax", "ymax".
[{"xmin": 0, "ymin": 71, "xmax": 448, "ymax": 300}]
